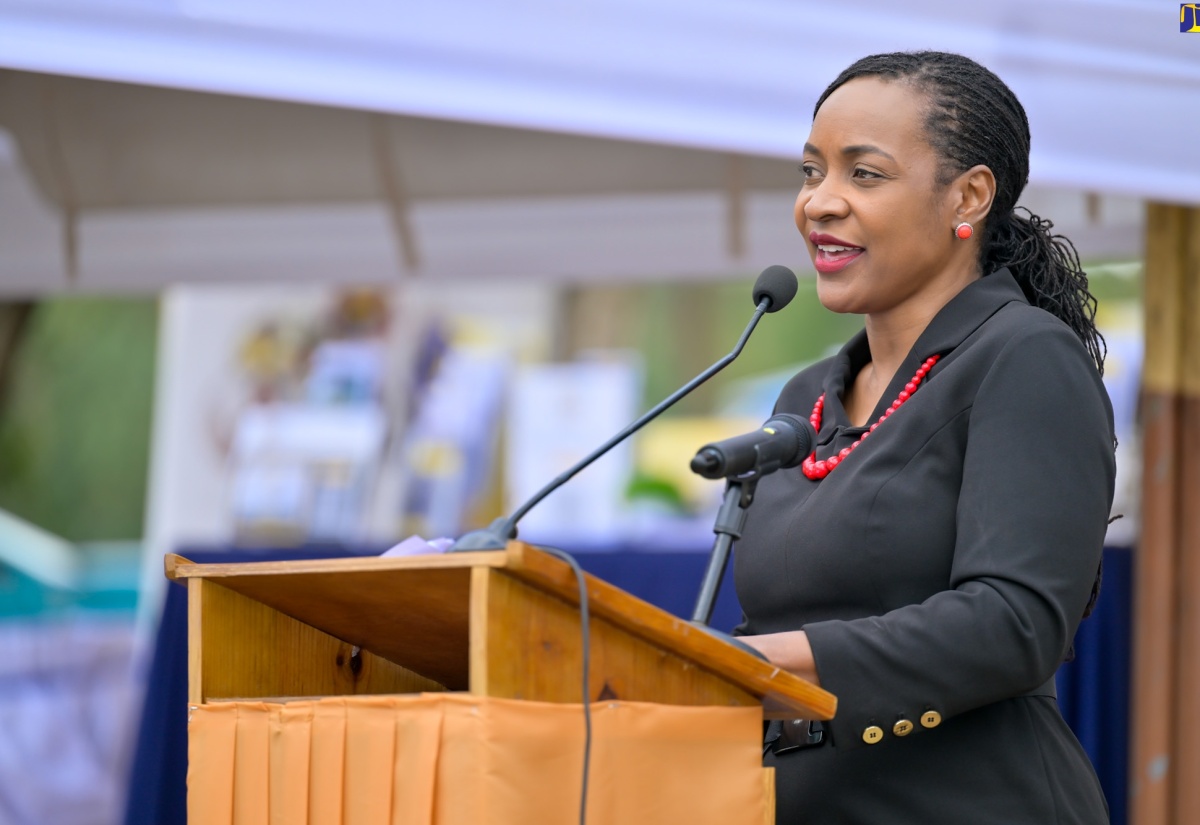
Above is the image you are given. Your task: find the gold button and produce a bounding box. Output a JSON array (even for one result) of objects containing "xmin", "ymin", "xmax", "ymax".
[
  {"xmin": 862, "ymin": 725, "xmax": 884, "ymax": 745},
  {"xmin": 920, "ymin": 710, "xmax": 943, "ymax": 729},
  {"xmin": 893, "ymin": 718, "xmax": 914, "ymax": 737}
]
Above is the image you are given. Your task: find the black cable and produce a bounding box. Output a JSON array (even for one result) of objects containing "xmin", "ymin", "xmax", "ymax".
[{"xmin": 538, "ymin": 546, "xmax": 592, "ymax": 825}]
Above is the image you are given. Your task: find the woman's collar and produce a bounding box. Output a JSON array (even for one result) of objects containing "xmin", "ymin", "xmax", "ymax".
[{"xmin": 818, "ymin": 268, "xmax": 1027, "ymax": 428}]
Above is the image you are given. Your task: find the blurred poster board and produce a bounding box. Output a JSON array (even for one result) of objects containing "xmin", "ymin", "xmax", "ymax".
[
  {"xmin": 230, "ymin": 404, "xmax": 387, "ymax": 543},
  {"xmin": 398, "ymin": 344, "xmax": 509, "ymax": 539},
  {"xmin": 506, "ymin": 358, "xmax": 640, "ymax": 546}
]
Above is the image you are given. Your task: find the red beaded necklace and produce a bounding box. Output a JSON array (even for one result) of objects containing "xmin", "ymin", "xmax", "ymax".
[{"xmin": 801, "ymin": 354, "xmax": 941, "ymax": 480}]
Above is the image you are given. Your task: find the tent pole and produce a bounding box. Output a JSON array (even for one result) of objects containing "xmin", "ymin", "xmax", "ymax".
[
  {"xmin": 371, "ymin": 114, "xmax": 421, "ymax": 274},
  {"xmin": 37, "ymin": 76, "xmax": 80, "ymax": 286},
  {"xmin": 1132, "ymin": 203, "xmax": 1200, "ymax": 825},
  {"xmin": 724, "ymin": 153, "xmax": 744, "ymax": 259}
]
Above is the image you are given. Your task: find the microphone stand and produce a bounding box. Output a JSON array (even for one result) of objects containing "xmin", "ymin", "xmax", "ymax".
[
  {"xmin": 689, "ymin": 473, "xmax": 767, "ymax": 660},
  {"xmin": 692, "ymin": 475, "xmax": 756, "ymax": 625}
]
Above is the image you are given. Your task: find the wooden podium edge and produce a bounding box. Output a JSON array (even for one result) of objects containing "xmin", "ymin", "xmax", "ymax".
[
  {"xmin": 163, "ymin": 549, "xmax": 508, "ymax": 584},
  {"xmin": 164, "ymin": 552, "xmax": 191, "ymax": 583},
  {"xmin": 162, "ymin": 544, "xmax": 836, "ymax": 720},
  {"xmin": 503, "ymin": 541, "xmax": 837, "ymax": 721}
]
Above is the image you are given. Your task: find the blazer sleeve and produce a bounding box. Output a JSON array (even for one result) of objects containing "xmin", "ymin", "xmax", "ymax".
[{"xmin": 801, "ymin": 323, "xmax": 1116, "ymax": 750}]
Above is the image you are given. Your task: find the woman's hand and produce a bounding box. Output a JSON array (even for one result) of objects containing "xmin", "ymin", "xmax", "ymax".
[{"xmin": 740, "ymin": 630, "xmax": 822, "ymax": 687}]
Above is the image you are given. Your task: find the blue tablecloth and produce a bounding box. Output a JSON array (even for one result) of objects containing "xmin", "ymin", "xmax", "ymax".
[
  {"xmin": 1057, "ymin": 547, "xmax": 1133, "ymax": 825},
  {"xmin": 123, "ymin": 545, "xmax": 1130, "ymax": 825}
]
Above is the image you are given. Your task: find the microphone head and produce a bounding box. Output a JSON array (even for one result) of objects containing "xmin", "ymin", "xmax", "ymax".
[
  {"xmin": 753, "ymin": 265, "xmax": 798, "ymax": 313},
  {"xmin": 689, "ymin": 448, "xmax": 723, "ymax": 478},
  {"xmin": 763, "ymin": 413, "xmax": 817, "ymax": 468}
]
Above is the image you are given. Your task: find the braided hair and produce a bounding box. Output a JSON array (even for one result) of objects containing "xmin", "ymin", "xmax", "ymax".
[{"xmin": 814, "ymin": 51, "xmax": 1106, "ymax": 376}]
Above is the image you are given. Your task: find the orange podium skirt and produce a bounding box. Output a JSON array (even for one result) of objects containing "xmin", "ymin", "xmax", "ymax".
[{"xmin": 187, "ymin": 694, "xmax": 772, "ymax": 825}]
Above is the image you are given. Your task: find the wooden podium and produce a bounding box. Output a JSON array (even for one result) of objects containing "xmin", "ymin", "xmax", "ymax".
[{"xmin": 168, "ymin": 541, "xmax": 836, "ymax": 824}]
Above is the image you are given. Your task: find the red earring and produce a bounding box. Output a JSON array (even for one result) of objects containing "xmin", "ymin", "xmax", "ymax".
[{"xmin": 954, "ymin": 222, "xmax": 973, "ymax": 240}]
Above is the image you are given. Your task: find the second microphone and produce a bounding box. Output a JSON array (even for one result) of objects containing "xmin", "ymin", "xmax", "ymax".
[{"xmin": 689, "ymin": 413, "xmax": 816, "ymax": 480}]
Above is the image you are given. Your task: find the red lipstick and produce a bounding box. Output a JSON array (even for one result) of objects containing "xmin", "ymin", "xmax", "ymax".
[{"xmin": 808, "ymin": 232, "xmax": 864, "ymax": 274}]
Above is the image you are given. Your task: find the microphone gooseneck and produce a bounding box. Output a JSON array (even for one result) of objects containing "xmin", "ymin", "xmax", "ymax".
[{"xmin": 450, "ymin": 265, "xmax": 799, "ymax": 551}]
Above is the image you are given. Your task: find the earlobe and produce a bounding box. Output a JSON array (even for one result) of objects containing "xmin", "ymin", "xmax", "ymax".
[{"xmin": 947, "ymin": 165, "xmax": 994, "ymax": 241}]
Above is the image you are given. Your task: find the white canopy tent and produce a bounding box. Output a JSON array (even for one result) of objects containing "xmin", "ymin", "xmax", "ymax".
[
  {"xmin": 0, "ymin": 0, "xmax": 1175, "ymax": 624},
  {"xmin": 1, "ymin": 0, "xmax": 1195, "ymax": 195},
  {"xmin": 0, "ymin": 0, "xmax": 1187, "ymax": 294}
]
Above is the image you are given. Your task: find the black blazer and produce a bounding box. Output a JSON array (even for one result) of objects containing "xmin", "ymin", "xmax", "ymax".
[{"xmin": 735, "ymin": 270, "xmax": 1115, "ymax": 824}]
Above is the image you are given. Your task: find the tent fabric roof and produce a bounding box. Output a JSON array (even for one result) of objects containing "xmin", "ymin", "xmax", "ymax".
[
  {"xmin": 1, "ymin": 0, "xmax": 1197, "ymax": 204},
  {"xmin": 0, "ymin": 82, "xmax": 1144, "ymax": 296},
  {"xmin": 0, "ymin": 71, "xmax": 801, "ymax": 209}
]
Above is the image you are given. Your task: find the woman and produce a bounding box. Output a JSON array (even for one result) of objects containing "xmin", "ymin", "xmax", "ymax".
[{"xmin": 735, "ymin": 52, "xmax": 1115, "ymax": 824}]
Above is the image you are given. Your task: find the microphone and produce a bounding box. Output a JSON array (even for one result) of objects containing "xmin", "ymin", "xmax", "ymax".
[
  {"xmin": 450, "ymin": 265, "xmax": 799, "ymax": 550},
  {"xmin": 686, "ymin": 413, "xmax": 814, "ymax": 629},
  {"xmin": 689, "ymin": 413, "xmax": 815, "ymax": 480},
  {"xmin": 753, "ymin": 264, "xmax": 798, "ymax": 312}
]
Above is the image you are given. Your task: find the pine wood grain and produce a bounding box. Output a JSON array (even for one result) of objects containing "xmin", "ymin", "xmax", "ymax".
[
  {"xmin": 503, "ymin": 542, "xmax": 837, "ymax": 720},
  {"xmin": 188, "ymin": 578, "xmax": 442, "ymax": 704},
  {"xmin": 472, "ymin": 567, "xmax": 759, "ymax": 708},
  {"xmin": 171, "ymin": 554, "xmax": 504, "ymax": 688},
  {"xmin": 762, "ymin": 768, "xmax": 775, "ymax": 825},
  {"xmin": 169, "ymin": 543, "xmax": 835, "ymax": 719}
]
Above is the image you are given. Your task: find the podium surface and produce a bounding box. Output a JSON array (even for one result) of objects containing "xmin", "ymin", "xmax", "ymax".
[{"xmin": 167, "ymin": 540, "xmax": 835, "ymax": 720}]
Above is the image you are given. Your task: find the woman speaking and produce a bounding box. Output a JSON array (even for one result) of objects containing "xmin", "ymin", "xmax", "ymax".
[{"xmin": 735, "ymin": 52, "xmax": 1115, "ymax": 823}]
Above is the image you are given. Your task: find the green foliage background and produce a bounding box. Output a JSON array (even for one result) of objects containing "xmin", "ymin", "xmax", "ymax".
[
  {"xmin": 637, "ymin": 277, "xmax": 863, "ymax": 415},
  {"xmin": 644, "ymin": 264, "xmax": 1138, "ymax": 413},
  {"xmin": 0, "ymin": 299, "xmax": 158, "ymax": 541}
]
